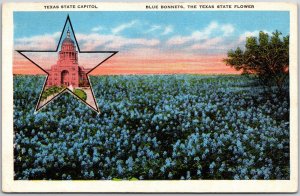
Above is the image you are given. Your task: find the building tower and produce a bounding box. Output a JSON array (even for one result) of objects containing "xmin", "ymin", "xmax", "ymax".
[
  {"xmin": 58, "ymin": 29, "xmax": 78, "ymax": 66},
  {"xmin": 46, "ymin": 29, "xmax": 88, "ymax": 87}
]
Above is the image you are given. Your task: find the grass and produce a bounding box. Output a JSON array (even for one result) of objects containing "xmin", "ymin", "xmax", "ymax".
[{"xmin": 74, "ymin": 89, "xmax": 87, "ymax": 101}]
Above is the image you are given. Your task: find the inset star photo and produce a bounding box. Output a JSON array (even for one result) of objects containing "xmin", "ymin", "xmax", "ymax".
[{"xmin": 16, "ymin": 16, "xmax": 117, "ymax": 112}]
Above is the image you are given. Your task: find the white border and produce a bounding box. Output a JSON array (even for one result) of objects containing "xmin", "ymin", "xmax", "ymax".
[{"xmin": 2, "ymin": 2, "xmax": 298, "ymax": 193}]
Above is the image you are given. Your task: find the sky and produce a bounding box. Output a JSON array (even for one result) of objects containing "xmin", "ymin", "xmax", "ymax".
[{"xmin": 13, "ymin": 11, "xmax": 290, "ymax": 75}]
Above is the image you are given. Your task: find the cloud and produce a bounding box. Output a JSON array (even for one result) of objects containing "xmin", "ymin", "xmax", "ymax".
[
  {"xmin": 14, "ymin": 29, "xmax": 160, "ymax": 53},
  {"xmin": 238, "ymin": 30, "xmax": 271, "ymax": 43},
  {"xmin": 15, "ymin": 32, "xmax": 61, "ymax": 50},
  {"xmin": 146, "ymin": 25, "xmax": 161, "ymax": 33},
  {"xmin": 201, "ymin": 21, "xmax": 219, "ymax": 36},
  {"xmin": 238, "ymin": 30, "xmax": 260, "ymax": 43},
  {"xmin": 105, "ymin": 37, "xmax": 160, "ymax": 49},
  {"xmin": 188, "ymin": 37, "xmax": 224, "ymax": 50},
  {"xmin": 167, "ymin": 21, "xmax": 234, "ymax": 46},
  {"xmin": 144, "ymin": 24, "xmax": 173, "ymax": 35},
  {"xmin": 196, "ymin": 30, "xmax": 271, "ymax": 53},
  {"xmin": 76, "ymin": 32, "xmax": 160, "ymax": 50},
  {"xmin": 161, "ymin": 25, "xmax": 173, "ymax": 35},
  {"xmin": 112, "ymin": 20, "xmax": 138, "ymax": 34},
  {"xmin": 76, "ymin": 33, "xmax": 113, "ymax": 50},
  {"xmin": 91, "ymin": 26, "xmax": 104, "ymax": 32},
  {"xmin": 221, "ymin": 24, "xmax": 234, "ymax": 36},
  {"xmin": 14, "ymin": 21, "xmax": 248, "ymax": 58}
]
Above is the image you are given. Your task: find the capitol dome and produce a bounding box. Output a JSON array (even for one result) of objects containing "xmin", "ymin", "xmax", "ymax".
[{"xmin": 62, "ymin": 29, "xmax": 75, "ymax": 45}]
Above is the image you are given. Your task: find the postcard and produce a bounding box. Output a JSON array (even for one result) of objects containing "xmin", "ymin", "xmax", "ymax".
[{"xmin": 2, "ymin": 2, "xmax": 298, "ymax": 193}]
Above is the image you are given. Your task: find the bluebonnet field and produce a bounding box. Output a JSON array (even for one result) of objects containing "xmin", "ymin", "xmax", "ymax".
[{"xmin": 14, "ymin": 75, "xmax": 289, "ymax": 180}]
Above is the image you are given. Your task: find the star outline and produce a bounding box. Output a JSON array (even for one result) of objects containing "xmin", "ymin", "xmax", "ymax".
[{"xmin": 16, "ymin": 15, "xmax": 118, "ymax": 113}]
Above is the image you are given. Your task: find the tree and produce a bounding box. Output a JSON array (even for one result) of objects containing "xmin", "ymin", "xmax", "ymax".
[{"xmin": 224, "ymin": 30, "xmax": 289, "ymax": 93}]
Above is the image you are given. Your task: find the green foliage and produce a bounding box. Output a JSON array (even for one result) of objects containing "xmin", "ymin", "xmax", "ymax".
[
  {"xmin": 224, "ymin": 30, "xmax": 289, "ymax": 93},
  {"xmin": 41, "ymin": 86, "xmax": 65, "ymax": 101},
  {"xmin": 74, "ymin": 89, "xmax": 87, "ymax": 101},
  {"xmin": 112, "ymin": 178, "xmax": 122, "ymax": 181}
]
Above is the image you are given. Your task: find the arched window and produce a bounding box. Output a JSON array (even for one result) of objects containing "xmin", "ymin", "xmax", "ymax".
[{"xmin": 61, "ymin": 70, "xmax": 69, "ymax": 86}]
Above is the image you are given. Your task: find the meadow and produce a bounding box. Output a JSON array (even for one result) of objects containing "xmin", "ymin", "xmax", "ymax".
[{"xmin": 13, "ymin": 75, "xmax": 289, "ymax": 180}]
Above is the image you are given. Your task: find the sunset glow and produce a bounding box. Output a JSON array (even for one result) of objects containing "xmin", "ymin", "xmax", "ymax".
[
  {"xmin": 13, "ymin": 11, "xmax": 288, "ymax": 75},
  {"xmin": 13, "ymin": 52, "xmax": 239, "ymax": 75}
]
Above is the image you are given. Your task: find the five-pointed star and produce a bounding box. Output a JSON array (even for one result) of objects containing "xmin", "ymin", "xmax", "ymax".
[{"xmin": 16, "ymin": 15, "xmax": 117, "ymax": 113}]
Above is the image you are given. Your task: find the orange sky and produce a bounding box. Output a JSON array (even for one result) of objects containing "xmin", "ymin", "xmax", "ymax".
[{"xmin": 13, "ymin": 52, "xmax": 239, "ymax": 75}]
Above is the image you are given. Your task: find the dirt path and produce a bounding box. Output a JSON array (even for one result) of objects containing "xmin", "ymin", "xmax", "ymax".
[{"xmin": 82, "ymin": 88, "xmax": 96, "ymax": 108}]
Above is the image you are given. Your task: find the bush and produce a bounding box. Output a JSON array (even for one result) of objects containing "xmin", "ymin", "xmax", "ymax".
[
  {"xmin": 74, "ymin": 89, "xmax": 87, "ymax": 101},
  {"xmin": 224, "ymin": 30, "xmax": 289, "ymax": 94}
]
